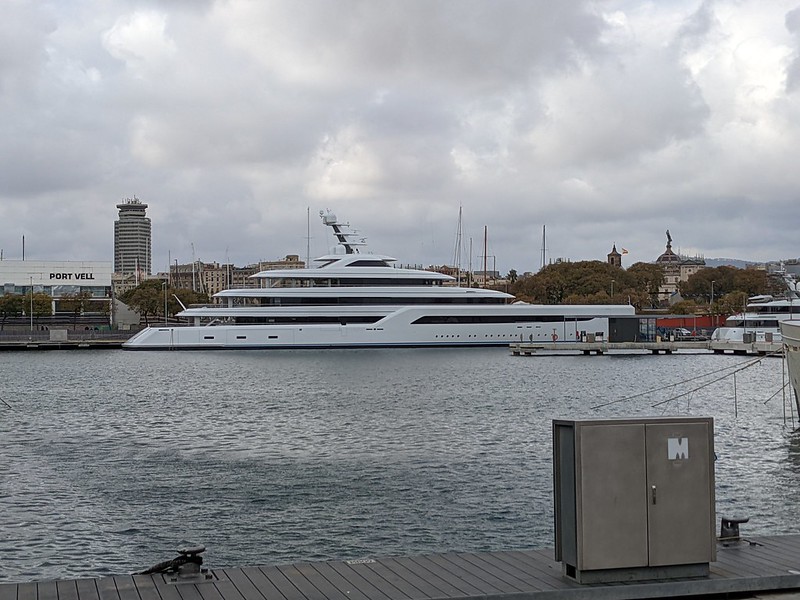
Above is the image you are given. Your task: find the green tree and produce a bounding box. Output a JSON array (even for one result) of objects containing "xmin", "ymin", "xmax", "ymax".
[
  {"xmin": 0, "ymin": 295, "xmax": 24, "ymax": 330},
  {"xmin": 24, "ymin": 291, "xmax": 53, "ymax": 324},
  {"xmin": 511, "ymin": 261, "xmax": 635, "ymax": 305},
  {"xmin": 667, "ymin": 300, "xmax": 698, "ymax": 315},
  {"xmin": 680, "ymin": 266, "xmax": 784, "ymax": 303},
  {"xmin": 626, "ymin": 262, "xmax": 665, "ymax": 309},
  {"xmin": 718, "ymin": 291, "xmax": 749, "ymax": 317},
  {"xmin": 60, "ymin": 291, "xmax": 93, "ymax": 330},
  {"xmin": 121, "ymin": 280, "xmax": 208, "ymax": 325},
  {"xmin": 120, "ymin": 280, "xmax": 164, "ymax": 326},
  {"xmin": 506, "ymin": 269, "xmax": 518, "ymax": 284}
]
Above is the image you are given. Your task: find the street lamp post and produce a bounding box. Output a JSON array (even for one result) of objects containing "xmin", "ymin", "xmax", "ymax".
[
  {"xmin": 163, "ymin": 281, "xmax": 168, "ymax": 325},
  {"xmin": 611, "ymin": 279, "xmax": 615, "ymax": 297},
  {"xmin": 711, "ymin": 280, "xmax": 715, "ymax": 326}
]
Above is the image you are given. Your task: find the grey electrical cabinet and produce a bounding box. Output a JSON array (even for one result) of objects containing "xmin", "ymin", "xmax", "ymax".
[{"xmin": 553, "ymin": 417, "xmax": 715, "ymax": 584}]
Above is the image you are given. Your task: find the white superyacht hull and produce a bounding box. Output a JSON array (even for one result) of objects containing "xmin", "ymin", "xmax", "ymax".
[
  {"xmin": 123, "ymin": 305, "xmax": 632, "ymax": 350},
  {"xmin": 781, "ymin": 320, "xmax": 800, "ymax": 409}
]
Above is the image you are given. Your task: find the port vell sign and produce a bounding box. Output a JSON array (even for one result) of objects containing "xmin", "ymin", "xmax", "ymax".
[{"xmin": 50, "ymin": 272, "xmax": 96, "ymax": 280}]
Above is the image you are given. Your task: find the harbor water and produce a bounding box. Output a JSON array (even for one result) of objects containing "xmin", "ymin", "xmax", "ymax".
[{"xmin": 1, "ymin": 348, "xmax": 799, "ymax": 583}]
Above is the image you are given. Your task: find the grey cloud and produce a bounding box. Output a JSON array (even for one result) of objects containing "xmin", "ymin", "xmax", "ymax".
[{"xmin": 785, "ymin": 5, "xmax": 800, "ymax": 91}]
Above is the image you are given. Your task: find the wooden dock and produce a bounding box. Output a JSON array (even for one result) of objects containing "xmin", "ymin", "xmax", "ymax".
[
  {"xmin": 4, "ymin": 535, "xmax": 800, "ymax": 600},
  {"xmin": 510, "ymin": 340, "xmax": 783, "ymax": 356}
]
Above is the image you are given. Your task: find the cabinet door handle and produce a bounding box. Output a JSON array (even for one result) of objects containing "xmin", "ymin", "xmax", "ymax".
[{"xmin": 651, "ymin": 484, "xmax": 657, "ymax": 505}]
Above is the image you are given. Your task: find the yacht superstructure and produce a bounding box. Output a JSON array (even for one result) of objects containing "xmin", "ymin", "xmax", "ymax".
[{"xmin": 123, "ymin": 213, "xmax": 636, "ymax": 350}]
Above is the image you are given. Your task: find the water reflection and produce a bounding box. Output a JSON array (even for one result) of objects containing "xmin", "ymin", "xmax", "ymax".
[{"xmin": 0, "ymin": 349, "xmax": 798, "ymax": 582}]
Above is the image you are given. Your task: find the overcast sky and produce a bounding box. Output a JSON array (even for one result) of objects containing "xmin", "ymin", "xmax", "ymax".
[{"xmin": 2, "ymin": 0, "xmax": 799, "ymax": 275}]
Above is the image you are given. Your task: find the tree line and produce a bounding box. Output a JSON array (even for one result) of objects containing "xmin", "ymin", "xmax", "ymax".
[
  {"xmin": 0, "ymin": 281, "xmax": 208, "ymax": 330},
  {"xmin": 508, "ymin": 261, "xmax": 784, "ymax": 314},
  {"xmin": 119, "ymin": 279, "xmax": 208, "ymax": 325}
]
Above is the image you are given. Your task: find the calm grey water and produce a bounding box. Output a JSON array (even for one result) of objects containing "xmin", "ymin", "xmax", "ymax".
[{"xmin": 1, "ymin": 348, "xmax": 799, "ymax": 583}]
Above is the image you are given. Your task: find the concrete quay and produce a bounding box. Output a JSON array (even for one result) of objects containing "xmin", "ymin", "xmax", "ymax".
[{"xmin": 0, "ymin": 330, "xmax": 133, "ymax": 350}]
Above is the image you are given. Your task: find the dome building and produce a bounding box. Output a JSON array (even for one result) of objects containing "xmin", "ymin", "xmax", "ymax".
[{"xmin": 656, "ymin": 230, "xmax": 705, "ymax": 304}]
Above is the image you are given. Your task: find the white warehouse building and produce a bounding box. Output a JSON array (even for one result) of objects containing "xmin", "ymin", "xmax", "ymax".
[{"xmin": 0, "ymin": 260, "xmax": 113, "ymax": 316}]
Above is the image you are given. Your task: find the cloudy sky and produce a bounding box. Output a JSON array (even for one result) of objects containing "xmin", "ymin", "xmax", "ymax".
[{"xmin": 2, "ymin": 0, "xmax": 799, "ymax": 275}]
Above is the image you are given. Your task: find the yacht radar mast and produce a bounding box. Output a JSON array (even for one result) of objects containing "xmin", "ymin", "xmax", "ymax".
[{"xmin": 320, "ymin": 211, "xmax": 367, "ymax": 254}]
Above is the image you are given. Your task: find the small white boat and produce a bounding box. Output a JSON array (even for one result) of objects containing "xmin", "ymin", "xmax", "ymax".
[{"xmin": 711, "ymin": 272, "xmax": 799, "ymax": 344}]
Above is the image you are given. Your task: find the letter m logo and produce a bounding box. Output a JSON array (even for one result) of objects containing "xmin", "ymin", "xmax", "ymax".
[{"xmin": 668, "ymin": 437, "xmax": 689, "ymax": 460}]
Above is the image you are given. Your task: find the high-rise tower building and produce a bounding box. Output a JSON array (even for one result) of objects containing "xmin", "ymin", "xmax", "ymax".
[{"xmin": 114, "ymin": 197, "xmax": 151, "ymax": 275}]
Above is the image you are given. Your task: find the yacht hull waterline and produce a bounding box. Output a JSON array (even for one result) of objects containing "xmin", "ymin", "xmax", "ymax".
[
  {"xmin": 122, "ymin": 306, "xmax": 635, "ymax": 350},
  {"xmin": 123, "ymin": 212, "xmax": 636, "ymax": 350}
]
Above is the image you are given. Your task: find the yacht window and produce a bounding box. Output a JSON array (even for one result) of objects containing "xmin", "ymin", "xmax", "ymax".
[
  {"xmin": 347, "ymin": 260, "xmax": 392, "ymax": 267},
  {"xmin": 411, "ymin": 315, "xmax": 597, "ymax": 324}
]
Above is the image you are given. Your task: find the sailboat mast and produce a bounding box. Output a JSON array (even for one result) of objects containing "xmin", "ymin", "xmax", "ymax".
[
  {"xmin": 454, "ymin": 206, "xmax": 462, "ymax": 286},
  {"xmin": 540, "ymin": 225, "xmax": 547, "ymax": 271},
  {"xmin": 483, "ymin": 225, "xmax": 488, "ymax": 289},
  {"xmin": 306, "ymin": 207, "xmax": 311, "ymax": 267}
]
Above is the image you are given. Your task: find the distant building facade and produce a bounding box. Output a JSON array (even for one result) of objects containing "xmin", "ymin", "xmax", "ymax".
[
  {"xmin": 655, "ymin": 230, "xmax": 705, "ymax": 304},
  {"xmin": 0, "ymin": 260, "xmax": 112, "ymax": 315},
  {"xmin": 114, "ymin": 197, "xmax": 151, "ymax": 276},
  {"xmin": 607, "ymin": 245, "xmax": 622, "ymax": 268},
  {"xmin": 166, "ymin": 255, "xmax": 305, "ymax": 300}
]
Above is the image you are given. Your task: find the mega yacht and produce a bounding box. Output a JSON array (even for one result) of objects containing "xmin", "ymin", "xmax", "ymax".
[
  {"xmin": 123, "ymin": 213, "xmax": 636, "ymax": 350},
  {"xmin": 780, "ymin": 320, "xmax": 800, "ymax": 415},
  {"xmin": 711, "ymin": 272, "xmax": 799, "ymax": 344}
]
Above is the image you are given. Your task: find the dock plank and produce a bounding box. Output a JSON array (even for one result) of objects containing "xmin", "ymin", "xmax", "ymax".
[
  {"xmin": 0, "ymin": 582, "xmax": 16, "ymax": 600},
  {"xmin": 386, "ymin": 557, "xmax": 474, "ymax": 598},
  {"xmin": 489, "ymin": 550, "xmax": 575, "ymax": 591},
  {"xmin": 94, "ymin": 576, "xmax": 119, "ymax": 600},
  {"xmin": 36, "ymin": 582, "xmax": 57, "ymax": 600},
  {"xmin": 302, "ymin": 563, "xmax": 374, "ymax": 600},
  {"xmin": 131, "ymin": 575, "xmax": 161, "ymax": 600},
  {"xmin": 453, "ymin": 552, "xmax": 539, "ymax": 592},
  {"xmin": 328, "ymin": 563, "xmax": 407, "ymax": 600},
  {"xmin": 324, "ymin": 563, "xmax": 393, "ymax": 600},
  {"xmin": 202, "ymin": 575, "xmax": 248, "ymax": 600},
  {"xmin": 111, "ymin": 576, "xmax": 141, "ymax": 600},
  {"xmin": 245, "ymin": 565, "xmax": 307, "ymax": 600},
  {"xmin": 5, "ymin": 535, "xmax": 800, "ymax": 600},
  {"xmin": 14, "ymin": 583, "xmax": 35, "ymax": 600},
  {"xmin": 372, "ymin": 558, "xmax": 450, "ymax": 599},
  {"xmin": 360, "ymin": 561, "xmax": 426, "ymax": 600},
  {"xmin": 151, "ymin": 577, "xmax": 183, "ymax": 600},
  {"xmin": 400, "ymin": 556, "xmax": 488, "ymax": 597},
  {"xmin": 431, "ymin": 553, "xmax": 520, "ymax": 594},
  {"xmin": 219, "ymin": 568, "xmax": 277, "ymax": 600},
  {"xmin": 277, "ymin": 564, "xmax": 349, "ymax": 600},
  {"xmin": 469, "ymin": 551, "xmax": 564, "ymax": 592},
  {"xmin": 75, "ymin": 579, "xmax": 100, "ymax": 600},
  {"xmin": 55, "ymin": 580, "xmax": 80, "ymax": 600}
]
